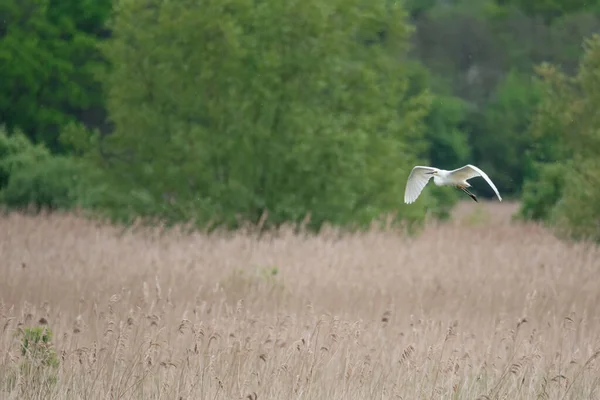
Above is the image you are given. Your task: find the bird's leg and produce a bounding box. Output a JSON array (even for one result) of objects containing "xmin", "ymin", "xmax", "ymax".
[{"xmin": 457, "ymin": 185, "xmax": 478, "ymax": 202}]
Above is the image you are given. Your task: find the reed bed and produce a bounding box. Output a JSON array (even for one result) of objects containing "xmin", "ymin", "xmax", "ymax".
[{"xmin": 1, "ymin": 201, "xmax": 599, "ymax": 399}]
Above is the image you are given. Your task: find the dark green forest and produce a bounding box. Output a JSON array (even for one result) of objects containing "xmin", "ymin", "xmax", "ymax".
[{"xmin": 2, "ymin": 0, "xmax": 600, "ymax": 238}]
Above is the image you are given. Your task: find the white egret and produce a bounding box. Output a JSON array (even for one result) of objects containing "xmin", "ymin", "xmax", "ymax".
[{"xmin": 404, "ymin": 164, "xmax": 502, "ymax": 204}]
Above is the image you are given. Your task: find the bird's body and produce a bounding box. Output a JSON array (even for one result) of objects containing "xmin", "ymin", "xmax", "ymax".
[{"xmin": 404, "ymin": 164, "xmax": 502, "ymax": 204}]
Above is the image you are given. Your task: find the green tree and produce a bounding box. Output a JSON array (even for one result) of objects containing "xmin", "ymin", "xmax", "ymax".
[
  {"xmin": 0, "ymin": 126, "xmax": 104, "ymax": 213},
  {"xmin": 0, "ymin": 0, "xmax": 111, "ymax": 152},
  {"xmin": 468, "ymin": 70, "xmax": 543, "ymax": 197},
  {"xmin": 425, "ymin": 95, "xmax": 471, "ymax": 169},
  {"xmin": 518, "ymin": 34, "xmax": 600, "ymax": 240},
  {"xmin": 409, "ymin": 0, "xmax": 600, "ymax": 199},
  {"xmin": 78, "ymin": 0, "xmax": 442, "ymax": 231},
  {"xmin": 497, "ymin": 0, "xmax": 600, "ymax": 23},
  {"xmin": 403, "ymin": 61, "xmax": 472, "ymax": 172}
]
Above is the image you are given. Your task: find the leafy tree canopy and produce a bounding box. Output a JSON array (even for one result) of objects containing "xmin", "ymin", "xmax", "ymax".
[
  {"xmin": 519, "ymin": 34, "xmax": 600, "ymax": 241},
  {"xmin": 0, "ymin": 0, "xmax": 110, "ymax": 152},
  {"xmin": 497, "ymin": 0, "xmax": 600, "ymax": 23},
  {"xmin": 70, "ymin": 0, "xmax": 448, "ymax": 231}
]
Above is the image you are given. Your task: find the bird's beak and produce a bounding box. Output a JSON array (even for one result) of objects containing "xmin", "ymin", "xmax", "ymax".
[{"xmin": 425, "ymin": 171, "xmax": 435, "ymax": 175}]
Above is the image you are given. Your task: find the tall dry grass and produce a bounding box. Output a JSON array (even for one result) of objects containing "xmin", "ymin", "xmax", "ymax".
[{"xmin": 1, "ymin": 201, "xmax": 600, "ymax": 399}]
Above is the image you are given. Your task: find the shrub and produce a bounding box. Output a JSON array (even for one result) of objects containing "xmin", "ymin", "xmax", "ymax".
[{"xmin": 0, "ymin": 127, "xmax": 103, "ymax": 213}]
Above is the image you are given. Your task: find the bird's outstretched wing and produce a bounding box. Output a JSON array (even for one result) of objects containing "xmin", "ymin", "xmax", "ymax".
[
  {"xmin": 404, "ymin": 166, "xmax": 438, "ymax": 204},
  {"xmin": 448, "ymin": 164, "xmax": 502, "ymax": 201}
]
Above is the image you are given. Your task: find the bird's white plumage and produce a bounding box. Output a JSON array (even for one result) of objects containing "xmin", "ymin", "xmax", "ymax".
[
  {"xmin": 404, "ymin": 166, "xmax": 438, "ymax": 204},
  {"xmin": 403, "ymin": 164, "xmax": 502, "ymax": 204},
  {"xmin": 447, "ymin": 164, "xmax": 502, "ymax": 201}
]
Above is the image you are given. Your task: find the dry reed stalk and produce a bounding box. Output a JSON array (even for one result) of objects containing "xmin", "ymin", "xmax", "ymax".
[{"xmin": 1, "ymin": 201, "xmax": 599, "ymax": 399}]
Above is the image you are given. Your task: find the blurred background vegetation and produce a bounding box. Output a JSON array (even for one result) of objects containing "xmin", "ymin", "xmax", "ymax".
[{"xmin": 2, "ymin": 0, "xmax": 600, "ymax": 238}]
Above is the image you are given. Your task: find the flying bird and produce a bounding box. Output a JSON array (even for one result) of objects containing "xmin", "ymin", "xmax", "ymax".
[{"xmin": 404, "ymin": 164, "xmax": 502, "ymax": 204}]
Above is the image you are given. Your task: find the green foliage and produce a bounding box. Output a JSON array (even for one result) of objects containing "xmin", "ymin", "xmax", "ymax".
[
  {"xmin": 0, "ymin": 126, "xmax": 105, "ymax": 213},
  {"xmin": 498, "ymin": 0, "xmax": 600, "ymax": 23},
  {"xmin": 399, "ymin": 63, "xmax": 470, "ymax": 209},
  {"xmin": 77, "ymin": 0, "xmax": 444, "ymax": 232},
  {"xmin": 3, "ymin": 0, "xmax": 599, "ymax": 229},
  {"xmin": 519, "ymin": 34, "xmax": 600, "ymax": 241},
  {"xmin": 4, "ymin": 326, "xmax": 60, "ymax": 394},
  {"xmin": 403, "ymin": 0, "xmax": 438, "ymax": 18},
  {"xmin": 1, "ymin": 155, "xmax": 96, "ymax": 212},
  {"xmin": 0, "ymin": 127, "xmax": 50, "ymax": 189},
  {"xmin": 20, "ymin": 326, "xmax": 59, "ymax": 367},
  {"xmin": 469, "ymin": 70, "xmax": 543, "ymax": 196},
  {"xmin": 518, "ymin": 162, "xmax": 566, "ymax": 221},
  {"xmin": 410, "ymin": 1, "xmax": 600, "ymax": 200},
  {"xmin": 425, "ymin": 94, "xmax": 472, "ymax": 169},
  {"xmin": 0, "ymin": 0, "xmax": 110, "ymax": 152},
  {"xmin": 411, "ymin": 1, "xmax": 506, "ymax": 105},
  {"xmin": 404, "ymin": 61, "xmax": 472, "ymax": 171}
]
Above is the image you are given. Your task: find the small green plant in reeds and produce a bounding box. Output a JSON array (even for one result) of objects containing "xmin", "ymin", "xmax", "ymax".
[{"xmin": 4, "ymin": 325, "xmax": 60, "ymax": 395}]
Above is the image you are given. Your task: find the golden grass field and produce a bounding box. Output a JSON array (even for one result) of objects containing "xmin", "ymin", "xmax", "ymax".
[{"xmin": 1, "ymin": 201, "xmax": 600, "ymax": 399}]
